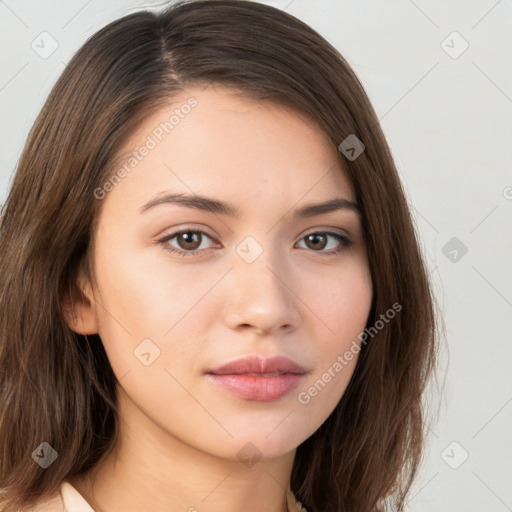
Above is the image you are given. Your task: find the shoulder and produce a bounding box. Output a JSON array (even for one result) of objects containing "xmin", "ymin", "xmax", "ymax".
[
  {"xmin": 0, "ymin": 490, "xmax": 66, "ymax": 512},
  {"xmin": 286, "ymin": 486, "xmax": 308, "ymax": 512},
  {"xmin": 29, "ymin": 493, "xmax": 65, "ymax": 511},
  {"xmin": 0, "ymin": 480, "xmax": 93, "ymax": 512}
]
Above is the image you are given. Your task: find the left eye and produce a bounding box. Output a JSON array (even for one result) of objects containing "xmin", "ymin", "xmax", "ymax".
[
  {"xmin": 296, "ymin": 232, "xmax": 351, "ymax": 254},
  {"xmin": 158, "ymin": 229, "xmax": 352, "ymax": 257}
]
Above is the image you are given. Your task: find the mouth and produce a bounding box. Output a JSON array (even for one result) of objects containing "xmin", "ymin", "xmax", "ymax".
[
  {"xmin": 235, "ymin": 371, "xmax": 287, "ymax": 377},
  {"xmin": 206, "ymin": 355, "xmax": 308, "ymax": 402}
]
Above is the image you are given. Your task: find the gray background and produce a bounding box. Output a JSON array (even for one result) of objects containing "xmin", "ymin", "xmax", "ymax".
[{"xmin": 1, "ymin": 0, "xmax": 511, "ymax": 510}]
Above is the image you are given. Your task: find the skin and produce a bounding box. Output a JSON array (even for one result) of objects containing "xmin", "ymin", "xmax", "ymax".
[{"xmin": 65, "ymin": 84, "xmax": 373, "ymax": 512}]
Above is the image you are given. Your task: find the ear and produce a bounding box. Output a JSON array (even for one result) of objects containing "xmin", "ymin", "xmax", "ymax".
[{"xmin": 62, "ymin": 265, "xmax": 99, "ymax": 335}]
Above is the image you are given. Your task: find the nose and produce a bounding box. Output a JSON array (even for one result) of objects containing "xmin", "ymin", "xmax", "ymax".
[{"xmin": 223, "ymin": 247, "xmax": 301, "ymax": 336}]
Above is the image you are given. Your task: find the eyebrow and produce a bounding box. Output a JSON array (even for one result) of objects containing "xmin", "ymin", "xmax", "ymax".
[{"xmin": 140, "ymin": 192, "xmax": 361, "ymax": 219}]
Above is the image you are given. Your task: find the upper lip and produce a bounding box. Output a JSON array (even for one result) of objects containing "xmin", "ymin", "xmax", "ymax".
[{"xmin": 207, "ymin": 355, "xmax": 307, "ymax": 375}]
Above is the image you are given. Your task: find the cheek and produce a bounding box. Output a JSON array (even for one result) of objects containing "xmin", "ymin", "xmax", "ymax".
[
  {"xmin": 294, "ymin": 261, "xmax": 372, "ymax": 423},
  {"xmin": 328, "ymin": 266, "xmax": 372, "ymax": 374},
  {"xmin": 88, "ymin": 242, "xmax": 229, "ymax": 444},
  {"xmin": 306, "ymin": 257, "xmax": 373, "ymax": 347},
  {"xmin": 91, "ymin": 239, "xmax": 218, "ymax": 377}
]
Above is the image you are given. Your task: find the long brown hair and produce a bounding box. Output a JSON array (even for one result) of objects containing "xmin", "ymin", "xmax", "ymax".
[{"xmin": 0, "ymin": 1, "xmax": 440, "ymax": 510}]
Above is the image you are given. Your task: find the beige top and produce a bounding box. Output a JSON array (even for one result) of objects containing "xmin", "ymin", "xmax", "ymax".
[{"xmin": 28, "ymin": 480, "xmax": 307, "ymax": 511}]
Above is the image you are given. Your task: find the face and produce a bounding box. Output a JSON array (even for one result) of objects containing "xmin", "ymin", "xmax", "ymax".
[{"xmin": 75, "ymin": 84, "xmax": 372, "ymax": 462}]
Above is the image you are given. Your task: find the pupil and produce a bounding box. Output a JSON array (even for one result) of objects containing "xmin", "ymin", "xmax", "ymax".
[
  {"xmin": 181, "ymin": 232, "xmax": 199, "ymax": 249},
  {"xmin": 308, "ymin": 234, "xmax": 326, "ymax": 249}
]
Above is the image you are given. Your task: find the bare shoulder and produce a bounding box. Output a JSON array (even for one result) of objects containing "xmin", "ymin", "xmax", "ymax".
[{"xmin": 29, "ymin": 492, "xmax": 65, "ymax": 512}]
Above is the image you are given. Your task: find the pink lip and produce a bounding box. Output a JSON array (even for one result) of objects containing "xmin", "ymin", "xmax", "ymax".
[{"xmin": 206, "ymin": 356, "xmax": 307, "ymax": 402}]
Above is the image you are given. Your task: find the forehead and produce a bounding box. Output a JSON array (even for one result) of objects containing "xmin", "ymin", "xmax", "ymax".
[{"xmin": 101, "ymin": 84, "xmax": 355, "ymax": 217}]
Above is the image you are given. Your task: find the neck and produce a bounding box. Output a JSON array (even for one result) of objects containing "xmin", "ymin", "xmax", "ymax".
[{"xmin": 69, "ymin": 388, "xmax": 295, "ymax": 512}]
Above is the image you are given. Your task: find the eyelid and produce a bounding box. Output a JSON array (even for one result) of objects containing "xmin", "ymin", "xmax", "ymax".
[
  {"xmin": 157, "ymin": 224, "xmax": 218, "ymax": 241},
  {"xmin": 157, "ymin": 226, "xmax": 219, "ymax": 249},
  {"xmin": 157, "ymin": 225, "xmax": 353, "ymax": 258},
  {"xmin": 301, "ymin": 225, "xmax": 350, "ymax": 237},
  {"xmin": 158, "ymin": 224, "xmax": 351, "ymax": 241}
]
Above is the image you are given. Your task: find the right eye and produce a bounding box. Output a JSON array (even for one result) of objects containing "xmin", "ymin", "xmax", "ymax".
[{"xmin": 158, "ymin": 229, "xmax": 218, "ymax": 257}]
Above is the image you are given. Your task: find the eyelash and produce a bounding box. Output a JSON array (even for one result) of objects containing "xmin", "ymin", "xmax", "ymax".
[{"xmin": 157, "ymin": 229, "xmax": 353, "ymax": 258}]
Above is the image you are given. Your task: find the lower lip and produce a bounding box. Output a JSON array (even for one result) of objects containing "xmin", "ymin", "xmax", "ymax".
[{"xmin": 207, "ymin": 373, "xmax": 306, "ymax": 401}]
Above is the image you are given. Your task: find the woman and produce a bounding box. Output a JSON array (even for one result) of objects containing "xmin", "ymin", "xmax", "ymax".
[{"xmin": 0, "ymin": 1, "xmax": 439, "ymax": 510}]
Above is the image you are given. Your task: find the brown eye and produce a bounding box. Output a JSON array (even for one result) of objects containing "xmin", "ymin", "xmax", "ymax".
[
  {"xmin": 175, "ymin": 231, "xmax": 202, "ymax": 250},
  {"xmin": 159, "ymin": 229, "xmax": 217, "ymax": 257},
  {"xmin": 297, "ymin": 232, "xmax": 352, "ymax": 255},
  {"xmin": 304, "ymin": 233, "xmax": 328, "ymax": 250}
]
